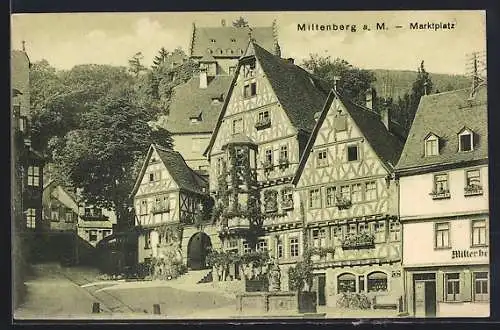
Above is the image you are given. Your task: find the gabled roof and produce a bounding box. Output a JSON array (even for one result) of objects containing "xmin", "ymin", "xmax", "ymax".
[
  {"xmin": 204, "ymin": 42, "xmax": 332, "ymax": 157},
  {"xmin": 293, "ymin": 89, "xmax": 405, "ymax": 185},
  {"xmin": 130, "ymin": 144, "xmax": 208, "ymax": 198},
  {"xmin": 157, "ymin": 75, "xmax": 233, "ymax": 134},
  {"xmin": 190, "ymin": 25, "xmax": 275, "ymax": 58},
  {"xmin": 396, "ymin": 85, "xmax": 488, "ymax": 172}
]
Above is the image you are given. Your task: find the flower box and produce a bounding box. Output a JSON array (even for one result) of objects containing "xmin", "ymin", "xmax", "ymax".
[
  {"xmin": 255, "ymin": 117, "xmax": 271, "ymax": 130},
  {"xmin": 429, "ymin": 189, "xmax": 450, "ymax": 200},
  {"xmin": 281, "ymin": 199, "xmax": 294, "ymax": 210},
  {"xmin": 263, "ymin": 161, "xmax": 274, "ymax": 172},
  {"xmin": 278, "ymin": 157, "xmax": 289, "ymax": 169},
  {"xmin": 341, "ymin": 233, "xmax": 375, "ymax": 250},
  {"xmin": 464, "ymin": 185, "xmax": 483, "ymax": 196},
  {"xmin": 151, "ymin": 205, "xmax": 170, "ymax": 214},
  {"xmin": 335, "ymin": 196, "xmax": 352, "ymax": 210}
]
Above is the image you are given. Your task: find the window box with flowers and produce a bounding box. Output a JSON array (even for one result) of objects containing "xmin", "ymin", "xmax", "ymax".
[
  {"xmin": 264, "ymin": 190, "xmax": 278, "ymax": 213},
  {"xmin": 341, "ymin": 233, "xmax": 375, "ymax": 250},
  {"xmin": 429, "ymin": 188, "xmax": 450, "ymax": 200},
  {"xmin": 151, "ymin": 204, "xmax": 170, "ymax": 214},
  {"xmin": 278, "ymin": 156, "xmax": 289, "ymax": 169},
  {"xmin": 464, "ymin": 184, "xmax": 483, "ymax": 196},
  {"xmin": 335, "ymin": 194, "xmax": 352, "ymax": 210},
  {"xmin": 263, "ymin": 160, "xmax": 274, "ymax": 173},
  {"xmin": 255, "ymin": 116, "xmax": 271, "ymax": 130},
  {"xmin": 281, "ymin": 198, "xmax": 294, "ymax": 211}
]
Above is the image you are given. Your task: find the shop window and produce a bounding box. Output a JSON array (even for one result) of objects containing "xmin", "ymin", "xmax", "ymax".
[
  {"xmin": 367, "ymin": 272, "xmax": 388, "ymax": 292},
  {"xmin": 445, "ymin": 273, "xmax": 461, "ymax": 301},
  {"xmin": 338, "ymin": 273, "xmax": 356, "ymax": 293},
  {"xmin": 474, "ymin": 272, "xmax": 489, "ymax": 302},
  {"xmin": 290, "ymin": 237, "xmax": 299, "ymax": 257},
  {"xmin": 435, "ymin": 222, "xmax": 450, "ymax": 249},
  {"xmin": 471, "ymin": 219, "xmax": 487, "ymax": 246}
]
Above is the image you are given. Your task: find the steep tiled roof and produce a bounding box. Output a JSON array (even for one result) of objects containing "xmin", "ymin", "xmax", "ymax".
[
  {"xmin": 155, "ymin": 145, "xmax": 208, "ymax": 194},
  {"xmin": 396, "ymin": 85, "xmax": 488, "ymax": 171},
  {"xmin": 293, "ymin": 89, "xmax": 405, "ymax": 184},
  {"xmin": 253, "ymin": 43, "xmax": 332, "ymax": 132},
  {"xmin": 338, "ymin": 92, "xmax": 405, "ymax": 169},
  {"xmin": 130, "ymin": 145, "xmax": 208, "ymax": 197},
  {"xmin": 158, "ymin": 75, "xmax": 233, "ymax": 134},
  {"xmin": 190, "ymin": 26, "xmax": 275, "ymax": 58}
]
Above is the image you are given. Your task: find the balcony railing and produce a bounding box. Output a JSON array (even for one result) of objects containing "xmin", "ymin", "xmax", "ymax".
[
  {"xmin": 464, "ymin": 184, "xmax": 483, "ymax": 196},
  {"xmin": 341, "ymin": 233, "xmax": 375, "ymax": 250},
  {"xmin": 255, "ymin": 117, "xmax": 271, "ymax": 130},
  {"xmin": 429, "ymin": 188, "xmax": 451, "ymax": 200}
]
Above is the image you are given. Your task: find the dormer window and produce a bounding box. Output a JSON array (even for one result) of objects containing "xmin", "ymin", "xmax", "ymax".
[
  {"xmin": 425, "ymin": 133, "xmax": 439, "ymax": 156},
  {"xmin": 459, "ymin": 128, "xmax": 474, "ymax": 152}
]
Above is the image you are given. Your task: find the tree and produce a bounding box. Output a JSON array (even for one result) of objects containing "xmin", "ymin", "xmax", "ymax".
[
  {"xmin": 128, "ymin": 52, "xmax": 147, "ymax": 77},
  {"xmin": 50, "ymin": 85, "xmax": 173, "ymax": 229},
  {"xmin": 232, "ymin": 16, "xmax": 249, "ymax": 28},
  {"xmin": 302, "ymin": 54, "xmax": 376, "ymax": 105},
  {"xmin": 152, "ymin": 47, "xmax": 169, "ymax": 70}
]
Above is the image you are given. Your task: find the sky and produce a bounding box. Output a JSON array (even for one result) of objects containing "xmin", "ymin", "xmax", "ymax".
[{"xmin": 11, "ymin": 10, "xmax": 486, "ymax": 75}]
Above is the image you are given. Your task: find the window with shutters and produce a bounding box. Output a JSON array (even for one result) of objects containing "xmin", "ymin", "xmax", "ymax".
[
  {"xmin": 445, "ymin": 273, "xmax": 461, "ymax": 301},
  {"xmin": 473, "ymin": 272, "xmax": 489, "ymax": 302},
  {"xmin": 435, "ymin": 222, "xmax": 450, "ymax": 249}
]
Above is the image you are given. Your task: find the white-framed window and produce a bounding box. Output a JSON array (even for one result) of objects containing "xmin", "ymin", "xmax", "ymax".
[
  {"xmin": 338, "ymin": 273, "xmax": 356, "ymax": 293},
  {"xmin": 317, "ymin": 150, "xmax": 328, "ymax": 167},
  {"xmin": 474, "ymin": 272, "xmax": 489, "ymax": 302},
  {"xmin": 347, "ymin": 145, "xmax": 359, "ymax": 161},
  {"xmin": 258, "ymin": 110, "xmax": 270, "ymax": 123},
  {"xmin": 433, "ymin": 173, "xmax": 449, "ymax": 194},
  {"xmin": 27, "ymin": 166, "xmax": 40, "ymax": 187},
  {"xmin": 243, "ymin": 242, "xmax": 252, "ymax": 254},
  {"xmin": 312, "ymin": 228, "xmax": 326, "ymax": 247},
  {"xmin": 365, "ymin": 181, "xmax": 377, "ymax": 201},
  {"xmin": 458, "ymin": 128, "xmax": 474, "ymax": 152},
  {"xmin": 139, "ymin": 200, "xmax": 148, "ymax": 215},
  {"xmin": 325, "ymin": 186, "xmax": 336, "ymax": 207},
  {"xmin": 367, "ymin": 271, "xmax": 388, "ymax": 292},
  {"xmin": 309, "ymin": 188, "xmax": 321, "ymax": 209},
  {"xmin": 435, "ymin": 222, "xmax": 450, "ymax": 249},
  {"xmin": 264, "ymin": 148, "xmax": 273, "ymax": 166},
  {"xmin": 281, "ymin": 188, "xmax": 293, "ymax": 209},
  {"xmin": 358, "ymin": 222, "xmax": 369, "ymax": 234},
  {"xmin": 232, "ymin": 118, "xmax": 243, "ymax": 134},
  {"xmin": 340, "ymin": 185, "xmax": 350, "ymax": 200},
  {"xmin": 257, "ymin": 239, "xmax": 268, "ymax": 252},
  {"xmin": 425, "ymin": 134, "xmax": 439, "ymax": 156},
  {"xmin": 26, "ymin": 208, "xmax": 36, "ymax": 228},
  {"xmin": 374, "ymin": 220, "xmax": 386, "ymax": 243},
  {"xmin": 445, "ymin": 273, "xmax": 461, "ymax": 301},
  {"xmin": 279, "ymin": 145, "xmax": 288, "ymax": 161},
  {"xmin": 466, "ymin": 169, "xmax": 481, "ymax": 187},
  {"xmin": 351, "ymin": 183, "xmax": 363, "ymax": 203},
  {"xmin": 51, "ymin": 210, "xmax": 59, "ymax": 222},
  {"xmin": 289, "ymin": 237, "xmax": 299, "ymax": 257},
  {"xmin": 389, "ymin": 218, "xmax": 401, "ymax": 241},
  {"xmin": 332, "ymin": 226, "xmax": 343, "ymax": 240},
  {"xmin": 471, "ymin": 219, "xmax": 487, "ymax": 246}
]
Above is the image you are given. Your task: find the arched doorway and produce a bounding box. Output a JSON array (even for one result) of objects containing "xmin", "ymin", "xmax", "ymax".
[{"xmin": 187, "ymin": 232, "xmax": 212, "ymax": 270}]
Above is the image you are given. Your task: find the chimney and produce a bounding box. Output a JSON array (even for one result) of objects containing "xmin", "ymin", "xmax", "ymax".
[
  {"xmin": 199, "ymin": 69, "xmax": 208, "ymax": 89},
  {"xmin": 274, "ymin": 41, "xmax": 281, "ymax": 58},
  {"xmin": 333, "ymin": 76, "xmax": 341, "ymax": 91},
  {"xmin": 365, "ymin": 88, "xmax": 373, "ymax": 110},
  {"xmin": 380, "ymin": 99, "xmax": 391, "ymax": 131},
  {"xmin": 221, "ymin": 19, "xmax": 226, "ymax": 27}
]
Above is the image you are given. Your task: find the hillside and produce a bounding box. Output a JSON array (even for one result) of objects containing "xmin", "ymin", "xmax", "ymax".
[{"xmin": 371, "ymin": 69, "xmax": 471, "ymax": 100}]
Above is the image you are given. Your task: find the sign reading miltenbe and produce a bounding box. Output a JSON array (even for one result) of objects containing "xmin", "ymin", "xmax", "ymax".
[{"xmin": 451, "ymin": 249, "xmax": 488, "ymax": 259}]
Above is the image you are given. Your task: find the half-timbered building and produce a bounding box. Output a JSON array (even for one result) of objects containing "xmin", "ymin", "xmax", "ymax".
[
  {"xmin": 131, "ymin": 144, "xmax": 217, "ymax": 270},
  {"xmin": 292, "ymin": 88, "xmax": 405, "ymax": 308},
  {"xmin": 204, "ymin": 41, "xmax": 331, "ymax": 285},
  {"xmin": 396, "ymin": 84, "xmax": 489, "ymax": 317}
]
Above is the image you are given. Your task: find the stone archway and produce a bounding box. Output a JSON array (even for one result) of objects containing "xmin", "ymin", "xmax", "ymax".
[{"xmin": 187, "ymin": 232, "xmax": 212, "ymax": 270}]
